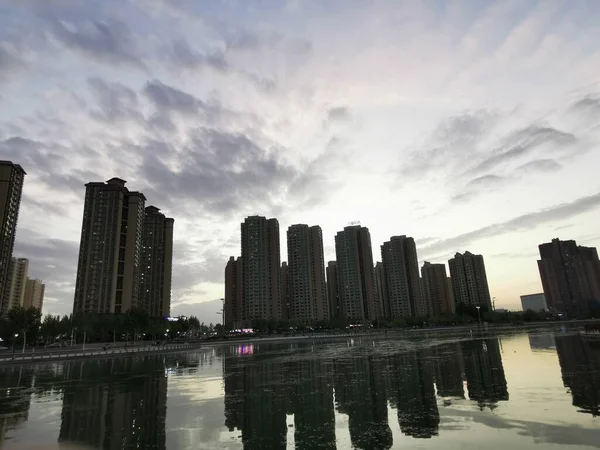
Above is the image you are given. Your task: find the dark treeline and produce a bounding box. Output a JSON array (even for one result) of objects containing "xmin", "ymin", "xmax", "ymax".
[
  {"xmin": 0, "ymin": 306, "xmax": 211, "ymax": 349},
  {"xmin": 233, "ymin": 303, "xmax": 568, "ymax": 334}
]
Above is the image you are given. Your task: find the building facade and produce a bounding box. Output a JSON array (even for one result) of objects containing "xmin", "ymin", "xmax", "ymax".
[
  {"xmin": 381, "ymin": 236, "xmax": 426, "ymax": 318},
  {"xmin": 421, "ymin": 262, "xmax": 454, "ymax": 315},
  {"xmin": 326, "ymin": 261, "xmax": 340, "ymax": 319},
  {"xmin": 73, "ymin": 178, "xmax": 146, "ymax": 314},
  {"xmin": 3, "ymin": 257, "xmax": 29, "ymax": 312},
  {"xmin": 0, "ymin": 161, "xmax": 26, "ymax": 316},
  {"xmin": 139, "ymin": 206, "xmax": 174, "ymax": 317},
  {"xmin": 287, "ymin": 224, "xmax": 329, "ymax": 324},
  {"xmin": 538, "ymin": 238, "xmax": 600, "ymax": 317},
  {"xmin": 241, "ymin": 216, "xmax": 281, "ymax": 323},
  {"xmin": 280, "ymin": 262, "xmax": 289, "ymax": 321},
  {"xmin": 520, "ymin": 293, "xmax": 547, "ymax": 312},
  {"xmin": 23, "ymin": 278, "xmax": 45, "ymax": 310},
  {"xmin": 334, "ymin": 225, "xmax": 378, "ymax": 322},
  {"xmin": 448, "ymin": 251, "xmax": 492, "ymax": 310},
  {"xmin": 374, "ymin": 262, "xmax": 389, "ymax": 319},
  {"xmin": 224, "ymin": 256, "xmax": 243, "ymax": 328}
]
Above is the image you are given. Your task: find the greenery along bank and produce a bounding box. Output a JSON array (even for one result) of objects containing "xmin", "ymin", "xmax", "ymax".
[
  {"xmin": 0, "ymin": 303, "xmax": 584, "ymax": 349},
  {"xmin": 0, "ymin": 306, "xmax": 211, "ymax": 349}
]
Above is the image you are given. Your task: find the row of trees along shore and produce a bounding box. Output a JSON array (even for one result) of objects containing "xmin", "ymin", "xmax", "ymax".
[
  {"xmin": 0, "ymin": 306, "xmax": 210, "ymax": 349},
  {"xmin": 234, "ymin": 303, "xmax": 573, "ymax": 333},
  {"xmin": 1, "ymin": 303, "xmax": 592, "ymax": 349}
]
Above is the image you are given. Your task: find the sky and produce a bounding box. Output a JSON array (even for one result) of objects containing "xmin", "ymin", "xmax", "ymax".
[{"xmin": 1, "ymin": 0, "xmax": 600, "ymax": 321}]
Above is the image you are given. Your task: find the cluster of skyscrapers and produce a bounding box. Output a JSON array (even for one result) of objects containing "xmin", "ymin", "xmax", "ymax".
[
  {"xmin": 225, "ymin": 216, "xmax": 493, "ymax": 328},
  {"xmin": 0, "ymin": 160, "xmax": 174, "ymax": 318},
  {"xmin": 0, "ymin": 161, "xmax": 45, "ymax": 315},
  {"xmin": 72, "ymin": 178, "xmax": 174, "ymax": 317}
]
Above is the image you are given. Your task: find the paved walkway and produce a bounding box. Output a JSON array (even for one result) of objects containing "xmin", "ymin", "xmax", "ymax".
[{"xmin": 0, "ymin": 343, "xmax": 195, "ymax": 364}]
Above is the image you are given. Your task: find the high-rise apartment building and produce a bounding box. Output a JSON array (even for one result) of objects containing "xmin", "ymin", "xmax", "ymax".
[
  {"xmin": 23, "ymin": 278, "xmax": 45, "ymax": 310},
  {"xmin": 73, "ymin": 178, "xmax": 146, "ymax": 314},
  {"xmin": 448, "ymin": 251, "xmax": 492, "ymax": 310},
  {"xmin": 421, "ymin": 262, "xmax": 454, "ymax": 315},
  {"xmin": 326, "ymin": 261, "xmax": 340, "ymax": 318},
  {"xmin": 280, "ymin": 262, "xmax": 289, "ymax": 321},
  {"xmin": 334, "ymin": 225, "xmax": 378, "ymax": 322},
  {"xmin": 139, "ymin": 206, "xmax": 174, "ymax": 317},
  {"xmin": 241, "ymin": 216, "xmax": 281, "ymax": 323},
  {"xmin": 224, "ymin": 256, "xmax": 243, "ymax": 328},
  {"xmin": 538, "ymin": 238, "xmax": 600, "ymax": 317},
  {"xmin": 381, "ymin": 236, "xmax": 426, "ymax": 318},
  {"xmin": 0, "ymin": 161, "xmax": 26, "ymax": 315},
  {"xmin": 287, "ymin": 224, "xmax": 329, "ymax": 323},
  {"xmin": 374, "ymin": 262, "xmax": 389, "ymax": 319},
  {"xmin": 3, "ymin": 257, "xmax": 29, "ymax": 312}
]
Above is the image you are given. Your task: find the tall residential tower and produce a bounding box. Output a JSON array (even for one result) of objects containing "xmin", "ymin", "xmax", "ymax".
[
  {"xmin": 224, "ymin": 256, "xmax": 243, "ymax": 328},
  {"xmin": 538, "ymin": 238, "xmax": 600, "ymax": 317},
  {"xmin": 73, "ymin": 178, "xmax": 146, "ymax": 314},
  {"xmin": 334, "ymin": 225, "xmax": 378, "ymax": 322},
  {"xmin": 380, "ymin": 236, "xmax": 426, "ymax": 318},
  {"xmin": 448, "ymin": 251, "xmax": 492, "ymax": 310},
  {"xmin": 139, "ymin": 206, "xmax": 174, "ymax": 317},
  {"xmin": 287, "ymin": 224, "xmax": 329, "ymax": 323},
  {"xmin": 4, "ymin": 257, "xmax": 29, "ymax": 312},
  {"xmin": 0, "ymin": 161, "xmax": 25, "ymax": 315},
  {"xmin": 421, "ymin": 262, "xmax": 454, "ymax": 315},
  {"xmin": 241, "ymin": 216, "xmax": 281, "ymax": 323}
]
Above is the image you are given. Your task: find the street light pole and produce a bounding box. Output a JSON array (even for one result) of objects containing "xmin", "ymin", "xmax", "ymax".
[
  {"xmin": 476, "ymin": 306, "xmax": 482, "ymax": 329},
  {"xmin": 492, "ymin": 297, "xmax": 496, "ymax": 311}
]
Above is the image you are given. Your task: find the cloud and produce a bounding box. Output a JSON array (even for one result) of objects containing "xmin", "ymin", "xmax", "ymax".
[
  {"xmin": 423, "ymin": 190, "xmax": 600, "ymax": 257},
  {"xmin": 168, "ymin": 39, "xmax": 229, "ymax": 72},
  {"xmin": 466, "ymin": 174, "xmax": 507, "ymax": 188},
  {"xmin": 400, "ymin": 110, "xmax": 497, "ymax": 178},
  {"xmin": 570, "ymin": 94, "xmax": 600, "ymax": 114},
  {"xmin": 327, "ymin": 106, "xmax": 351, "ymax": 122},
  {"xmin": 88, "ymin": 77, "xmax": 142, "ymax": 123},
  {"xmin": 516, "ymin": 159, "xmax": 562, "ymax": 173},
  {"xmin": 138, "ymin": 128, "xmax": 297, "ymax": 215},
  {"xmin": 469, "ymin": 125, "xmax": 576, "ymax": 175},
  {"xmin": 0, "ymin": 42, "xmax": 26, "ymax": 82},
  {"xmin": 143, "ymin": 79, "xmax": 205, "ymax": 113},
  {"xmin": 48, "ymin": 19, "xmax": 145, "ymax": 68},
  {"xmin": 0, "ymin": 136, "xmax": 65, "ymax": 171}
]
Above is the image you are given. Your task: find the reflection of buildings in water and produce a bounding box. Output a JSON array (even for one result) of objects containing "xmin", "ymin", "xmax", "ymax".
[
  {"xmin": 290, "ymin": 359, "xmax": 336, "ymax": 450},
  {"xmin": 461, "ymin": 339, "xmax": 509, "ymax": 409},
  {"xmin": 58, "ymin": 356, "xmax": 167, "ymax": 450},
  {"xmin": 432, "ymin": 343, "xmax": 465, "ymax": 399},
  {"xmin": 387, "ymin": 350, "xmax": 440, "ymax": 439},
  {"xmin": 334, "ymin": 356, "xmax": 392, "ymax": 450},
  {"xmin": 0, "ymin": 366, "xmax": 34, "ymax": 442},
  {"xmin": 528, "ymin": 333, "xmax": 556, "ymax": 351},
  {"xmin": 555, "ymin": 334, "xmax": 600, "ymax": 416},
  {"xmin": 222, "ymin": 356, "xmax": 288, "ymax": 450}
]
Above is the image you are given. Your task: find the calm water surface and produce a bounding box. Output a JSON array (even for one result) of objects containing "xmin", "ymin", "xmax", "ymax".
[{"xmin": 1, "ymin": 331, "xmax": 599, "ymax": 449}]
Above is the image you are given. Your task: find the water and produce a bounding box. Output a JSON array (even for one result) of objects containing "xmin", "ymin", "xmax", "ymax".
[{"xmin": 0, "ymin": 331, "xmax": 599, "ymax": 449}]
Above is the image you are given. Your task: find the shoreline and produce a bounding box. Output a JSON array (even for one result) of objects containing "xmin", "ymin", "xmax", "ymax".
[{"xmin": 0, "ymin": 320, "xmax": 590, "ymax": 366}]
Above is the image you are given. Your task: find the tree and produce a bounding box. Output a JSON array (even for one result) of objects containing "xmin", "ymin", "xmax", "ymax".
[{"xmin": 7, "ymin": 306, "xmax": 42, "ymax": 350}]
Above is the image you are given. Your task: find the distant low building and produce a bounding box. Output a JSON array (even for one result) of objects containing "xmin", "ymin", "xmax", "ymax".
[{"xmin": 520, "ymin": 293, "xmax": 547, "ymax": 312}]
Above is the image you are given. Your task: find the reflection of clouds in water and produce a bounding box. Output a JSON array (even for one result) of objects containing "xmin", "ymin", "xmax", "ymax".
[
  {"xmin": 166, "ymin": 397, "xmax": 238, "ymax": 450},
  {"xmin": 444, "ymin": 407, "xmax": 600, "ymax": 448}
]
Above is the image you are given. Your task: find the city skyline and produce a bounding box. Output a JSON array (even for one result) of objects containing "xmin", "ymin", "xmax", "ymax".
[{"xmin": 2, "ymin": 1, "xmax": 600, "ymax": 320}]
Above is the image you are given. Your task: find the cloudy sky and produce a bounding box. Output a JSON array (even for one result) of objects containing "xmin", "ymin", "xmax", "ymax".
[{"xmin": 2, "ymin": 0, "xmax": 599, "ymax": 320}]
